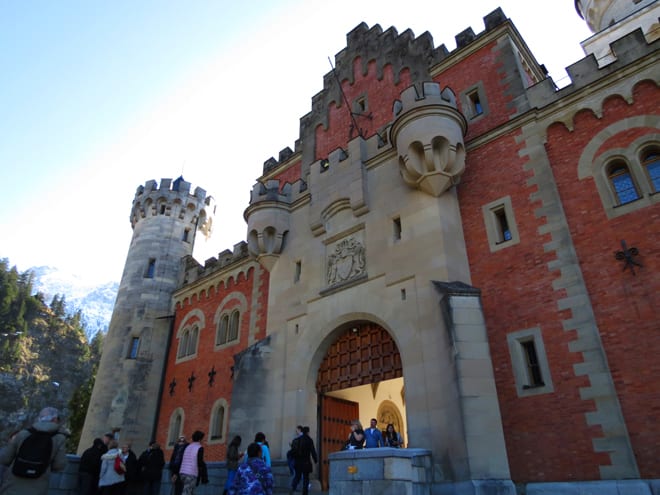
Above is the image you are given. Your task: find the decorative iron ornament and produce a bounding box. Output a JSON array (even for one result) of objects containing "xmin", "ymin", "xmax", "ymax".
[
  {"xmin": 187, "ymin": 372, "xmax": 196, "ymax": 392},
  {"xmin": 614, "ymin": 240, "xmax": 642, "ymax": 275},
  {"xmin": 208, "ymin": 366, "xmax": 217, "ymax": 386},
  {"xmin": 168, "ymin": 378, "xmax": 177, "ymax": 396}
]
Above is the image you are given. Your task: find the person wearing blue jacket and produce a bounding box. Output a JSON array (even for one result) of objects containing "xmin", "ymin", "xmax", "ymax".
[{"xmin": 363, "ymin": 418, "xmax": 383, "ymax": 448}]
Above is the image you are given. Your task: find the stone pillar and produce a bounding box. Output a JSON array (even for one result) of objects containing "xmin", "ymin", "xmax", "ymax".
[{"xmin": 434, "ymin": 281, "xmax": 515, "ymax": 493}]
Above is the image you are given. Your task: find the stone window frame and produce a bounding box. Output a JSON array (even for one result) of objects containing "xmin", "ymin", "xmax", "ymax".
[
  {"xmin": 145, "ymin": 258, "xmax": 156, "ymax": 278},
  {"xmin": 175, "ymin": 309, "xmax": 205, "ymax": 364},
  {"xmin": 606, "ymin": 158, "xmax": 641, "ymax": 205},
  {"xmin": 127, "ymin": 336, "xmax": 140, "ymax": 359},
  {"xmin": 353, "ymin": 93, "xmax": 369, "ymax": 115},
  {"xmin": 482, "ymin": 195, "xmax": 520, "ymax": 252},
  {"xmin": 208, "ymin": 398, "xmax": 229, "ymax": 445},
  {"xmin": 578, "ymin": 122, "xmax": 660, "ymax": 219},
  {"xmin": 641, "ymin": 146, "xmax": 660, "ymax": 192},
  {"xmin": 507, "ymin": 327, "xmax": 554, "ymax": 397},
  {"xmin": 590, "ymin": 136, "xmax": 660, "ymax": 217},
  {"xmin": 460, "ymin": 81, "xmax": 489, "ymax": 121},
  {"xmin": 214, "ymin": 292, "xmax": 248, "ymax": 350},
  {"xmin": 392, "ymin": 216, "xmax": 402, "ymax": 242},
  {"xmin": 167, "ymin": 407, "xmax": 185, "ymax": 447}
]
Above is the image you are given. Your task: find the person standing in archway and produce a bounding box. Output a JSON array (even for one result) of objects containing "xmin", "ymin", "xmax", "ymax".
[
  {"xmin": 364, "ymin": 418, "xmax": 383, "ymax": 448},
  {"xmin": 346, "ymin": 421, "xmax": 364, "ymax": 449},
  {"xmin": 383, "ymin": 424, "xmax": 403, "ymax": 448}
]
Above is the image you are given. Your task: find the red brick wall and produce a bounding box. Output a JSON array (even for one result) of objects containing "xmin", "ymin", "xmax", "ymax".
[
  {"xmin": 156, "ymin": 265, "xmax": 269, "ymax": 461},
  {"xmin": 460, "ymin": 75, "xmax": 660, "ymax": 481},
  {"xmin": 545, "ymin": 80, "xmax": 660, "ymax": 478},
  {"xmin": 272, "ymin": 160, "xmax": 302, "ymax": 189},
  {"xmin": 434, "ymin": 40, "xmax": 515, "ymax": 141},
  {"xmin": 459, "ymin": 130, "xmax": 606, "ymax": 482},
  {"xmin": 315, "ymin": 59, "xmax": 411, "ymax": 160}
]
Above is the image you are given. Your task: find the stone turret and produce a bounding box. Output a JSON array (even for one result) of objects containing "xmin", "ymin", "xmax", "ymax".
[
  {"xmin": 390, "ymin": 82, "xmax": 467, "ymax": 197},
  {"xmin": 78, "ymin": 177, "xmax": 214, "ymax": 453},
  {"xmin": 244, "ymin": 180, "xmax": 296, "ymax": 270}
]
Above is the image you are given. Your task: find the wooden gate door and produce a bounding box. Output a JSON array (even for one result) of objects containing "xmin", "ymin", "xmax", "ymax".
[{"xmin": 319, "ymin": 395, "xmax": 359, "ymax": 491}]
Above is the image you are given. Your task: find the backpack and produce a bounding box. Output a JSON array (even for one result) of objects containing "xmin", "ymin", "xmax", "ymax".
[
  {"xmin": 11, "ymin": 428, "xmax": 58, "ymax": 479},
  {"xmin": 114, "ymin": 455, "xmax": 126, "ymax": 475}
]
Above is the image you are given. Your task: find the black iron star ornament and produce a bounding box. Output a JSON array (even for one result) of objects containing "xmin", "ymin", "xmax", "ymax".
[
  {"xmin": 187, "ymin": 372, "xmax": 196, "ymax": 392},
  {"xmin": 208, "ymin": 366, "xmax": 217, "ymax": 386},
  {"xmin": 614, "ymin": 240, "xmax": 642, "ymax": 275}
]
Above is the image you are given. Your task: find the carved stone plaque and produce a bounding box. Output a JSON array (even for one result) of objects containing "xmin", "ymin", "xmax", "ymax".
[{"xmin": 326, "ymin": 236, "xmax": 366, "ymax": 286}]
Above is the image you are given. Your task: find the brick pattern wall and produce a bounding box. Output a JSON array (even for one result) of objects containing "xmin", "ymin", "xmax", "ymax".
[
  {"xmin": 156, "ymin": 265, "xmax": 269, "ymax": 462},
  {"xmin": 459, "ymin": 130, "xmax": 608, "ymax": 482},
  {"xmin": 315, "ymin": 60, "xmax": 411, "ymax": 160},
  {"xmin": 458, "ymin": 64, "xmax": 659, "ymax": 481},
  {"xmin": 272, "ymin": 159, "xmax": 302, "ymax": 188},
  {"xmin": 545, "ymin": 80, "xmax": 660, "ymax": 478}
]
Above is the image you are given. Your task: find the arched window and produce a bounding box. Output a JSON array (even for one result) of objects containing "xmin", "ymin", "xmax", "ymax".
[
  {"xmin": 607, "ymin": 161, "xmax": 640, "ymax": 205},
  {"xmin": 216, "ymin": 315, "xmax": 229, "ymax": 345},
  {"xmin": 175, "ymin": 310, "xmax": 205, "ymax": 362},
  {"xmin": 229, "ymin": 311, "xmax": 240, "ymax": 341},
  {"xmin": 208, "ymin": 399, "xmax": 228, "ymax": 444},
  {"xmin": 168, "ymin": 408, "xmax": 184, "ymax": 447},
  {"xmin": 187, "ymin": 326, "xmax": 198, "ymax": 356},
  {"xmin": 642, "ymin": 150, "xmax": 660, "ymax": 192},
  {"xmin": 211, "ymin": 406, "xmax": 225, "ymax": 440},
  {"xmin": 213, "ymin": 293, "xmax": 247, "ymax": 349},
  {"xmin": 178, "ymin": 330, "xmax": 190, "ymax": 358}
]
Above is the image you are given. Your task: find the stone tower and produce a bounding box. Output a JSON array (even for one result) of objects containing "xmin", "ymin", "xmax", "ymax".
[{"xmin": 78, "ymin": 177, "xmax": 214, "ymax": 452}]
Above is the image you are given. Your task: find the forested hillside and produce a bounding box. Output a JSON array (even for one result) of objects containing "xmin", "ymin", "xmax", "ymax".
[{"xmin": 0, "ymin": 259, "xmax": 102, "ymax": 452}]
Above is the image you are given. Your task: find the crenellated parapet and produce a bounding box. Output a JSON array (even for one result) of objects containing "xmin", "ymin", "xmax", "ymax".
[
  {"xmin": 179, "ymin": 241, "xmax": 251, "ymax": 287},
  {"xmin": 130, "ymin": 177, "xmax": 215, "ymax": 238},
  {"xmin": 527, "ymin": 29, "xmax": 659, "ymax": 117},
  {"xmin": 262, "ymin": 145, "xmax": 301, "ymax": 175},
  {"xmin": 390, "ymin": 82, "xmax": 467, "ymax": 197},
  {"xmin": 257, "ymin": 10, "xmax": 508, "ymax": 180},
  {"xmin": 244, "ymin": 179, "xmax": 306, "ymax": 270}
]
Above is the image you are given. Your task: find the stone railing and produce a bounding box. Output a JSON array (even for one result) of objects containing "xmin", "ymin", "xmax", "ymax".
[
  {"xmin": 47, "ymin": 456, "xmax": 296, "ymax": 495},
  {"xmin": 328, "ymin": 447, "xmax": 433, "ymax": 494}
]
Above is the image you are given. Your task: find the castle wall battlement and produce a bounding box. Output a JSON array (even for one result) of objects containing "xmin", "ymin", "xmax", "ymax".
[
  {"xmin": 179, "ymin": 241, "xmax": 251, "ymax": 286},
  {"xmin": 264, "ymin": 9, "xmax": 508, "ymax": 179},
  {"xmin": 175, "ymin": 242, "xmax": 255, "ymax": 305},
  {"xmin": 527, "ymin": 29, "xmax": 659, "ymax": 109},
  {"xmin": 130, "ymin": 177, "xmax": 215, "ymax": 234}
]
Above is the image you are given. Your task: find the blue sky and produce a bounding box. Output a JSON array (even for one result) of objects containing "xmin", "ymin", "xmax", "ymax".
[{"xmin": 0, "ymin": 1, "xmax": 593, "ymax": 283}]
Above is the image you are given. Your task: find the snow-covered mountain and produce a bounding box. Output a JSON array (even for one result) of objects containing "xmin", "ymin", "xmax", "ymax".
[{"xmin": 29, "ymin": 266, "xmax": 118, "ymax": 339}]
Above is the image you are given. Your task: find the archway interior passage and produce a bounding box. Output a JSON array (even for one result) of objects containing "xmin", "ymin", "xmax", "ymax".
[
  {"xmin": 316, "ymin": 322, "xmax": 406, "ymax": 489},
  {"xmin": 317, "ymin": 321, "xmax": 402, "ymax": 393}
]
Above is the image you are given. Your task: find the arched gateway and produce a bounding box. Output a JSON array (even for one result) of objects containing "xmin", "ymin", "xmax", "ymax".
[{"xmin": 316, "ymin": 321, "xmax": 404, "ymax": 489}]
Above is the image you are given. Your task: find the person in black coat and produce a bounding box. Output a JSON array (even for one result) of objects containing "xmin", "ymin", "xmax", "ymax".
[
  {"xmin": 168, "ymin": 435, "xmax": 188, "ymax": 495},
  {"xmin": 289, "ymin": 426, "xmax": 318, "ymax": 495},
  {"xmin": 138, "ymin": 441, "xmax": 165, "ymax": 495},
  {"xmin": 78, "ymin": 438, "xmax": 105, "ymax": 495},
  {"xmin": 121, "ymin": 442, "xmax": 140, "ymax": 495}
]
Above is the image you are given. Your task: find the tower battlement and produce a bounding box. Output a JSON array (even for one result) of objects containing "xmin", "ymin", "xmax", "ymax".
[{"xmin": 130, "ymin": 177, "xmax": 215, "ymax": 237}]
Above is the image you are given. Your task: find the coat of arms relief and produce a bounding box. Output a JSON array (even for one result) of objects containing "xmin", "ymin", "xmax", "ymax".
[{"xmin": 326, "ymin": 237, "xmax": 366, "ymax": 286}]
